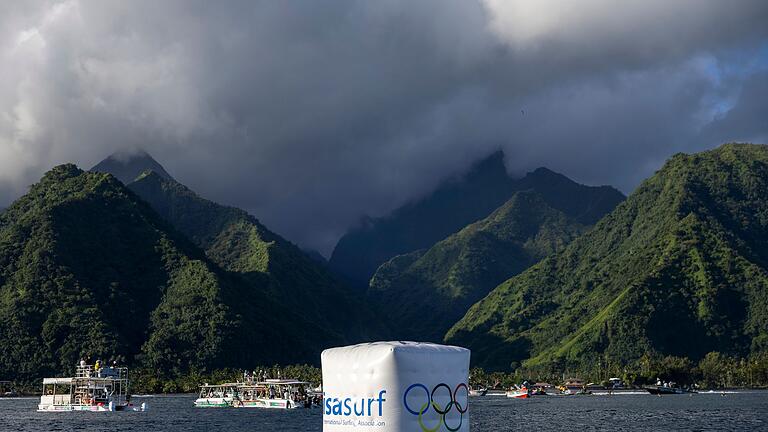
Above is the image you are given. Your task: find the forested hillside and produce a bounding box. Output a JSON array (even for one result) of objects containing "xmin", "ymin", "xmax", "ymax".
[
  {"xmin": 0, "ymin": 165, "xmax": 365, "ymax": 381},
  {"xmin": 369, "ymin": 191, "xmax": 588, "ymax": 342},
  {"xmin": 447, "ymin": 143, "xmax": 768, "ymax": 372}
]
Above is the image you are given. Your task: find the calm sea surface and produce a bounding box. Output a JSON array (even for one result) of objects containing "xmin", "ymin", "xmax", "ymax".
[{"xmin": 2, "ymin": 391, "xmax": 767, "ymax": 431}]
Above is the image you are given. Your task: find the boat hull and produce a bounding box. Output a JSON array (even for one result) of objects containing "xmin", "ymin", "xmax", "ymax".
[
  {"xmin": 194, "ymin": 397, "xmax": 233, "ymax": 408},
  {"xmin": 233, "ymin": 398, "xmax": 301, "ymax": 409},
  {"xmin": 645, "ymin": 386, "xmax": 691, "ymax": 395},
  {"xmin": 37, "ymin": 403, "xmax": 137, "ymax": 412},
  {"xmin": 506, "ymin": 391, "xmax": 529, "ymax": 399}
]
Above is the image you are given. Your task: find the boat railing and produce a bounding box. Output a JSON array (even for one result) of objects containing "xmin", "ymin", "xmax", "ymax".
[
  {"xmin": 76, "ymin": 365, "xmax": 94, "ymax": 378},
  {"xmin": 75, "ymin": 365, "xmax": 128, "ymax": 380}
]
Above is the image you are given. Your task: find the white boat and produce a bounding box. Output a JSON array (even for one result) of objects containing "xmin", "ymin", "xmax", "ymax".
[
  {"xmin": 38, "ymin": 364, "xmax": 146, "ymax": 412},
  {"xmin": 233, "ymin": 379, "xmax": 312, "ymax": 409},
  {"xmin": 469, "ymin": 387, "xmax": 487, "ymax": 397},
  {"xmin": 194, "ymin": 383, "xmax": 239, "ymax": 407}
]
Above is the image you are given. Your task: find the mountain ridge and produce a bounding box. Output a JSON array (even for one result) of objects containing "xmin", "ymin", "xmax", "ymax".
[
  {"xmin": 446, "ymin": 143, "xmax": 768, "ymax": 371},
  {"xmin": 330, "ymin": 150, "xmax": 625, "ymax": 288},
  {"xmin": 94, "ymin": 156, "xmax": 382, "ymax": 346}
]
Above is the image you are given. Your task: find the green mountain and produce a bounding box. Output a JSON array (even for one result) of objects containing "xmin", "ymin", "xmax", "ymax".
[
  {"xmin": 0, "ymin": 166, "xmax": 313, "ymax": 380},
  {"xmin": 330, "ymin": 151, "xmax": 624, "ymax": 287},
  {"xmin": 369, "ymin": 174, "xmax": 623, "ymax": 342},
  {"xmin": 446, "ymin": 143, "xmax": 768, "ymax": 371},
  {"xmin": 91, "ymin": 153, "xmax": 378, "ymax": 345}
]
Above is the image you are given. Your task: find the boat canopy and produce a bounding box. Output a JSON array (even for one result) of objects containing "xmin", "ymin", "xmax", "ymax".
[
  {"xmin": 199, "ymin": 383, "xmax": 240, "ymax": 388},
  {"xmin": 42, "ymin": 378, "xmax": 73, "ymax": 385},
  {"xmin": 257, "ymin": 379, "xmax": 309, "ymax": 386}
]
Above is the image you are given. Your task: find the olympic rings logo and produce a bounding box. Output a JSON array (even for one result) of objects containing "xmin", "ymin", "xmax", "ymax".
[{"xmin": 403, "ymin": 383, "xmax": 468, "ymax": 432}]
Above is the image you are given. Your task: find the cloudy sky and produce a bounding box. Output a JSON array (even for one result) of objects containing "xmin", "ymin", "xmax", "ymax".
[{"xmin": 1, "ymin": 1, "xmax": 767, "ymax": 254}]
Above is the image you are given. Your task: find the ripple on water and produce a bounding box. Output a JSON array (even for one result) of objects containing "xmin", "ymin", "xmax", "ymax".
[{"xmin": 1, "ymin": 392, "xmax": 768, "ymax": 431}]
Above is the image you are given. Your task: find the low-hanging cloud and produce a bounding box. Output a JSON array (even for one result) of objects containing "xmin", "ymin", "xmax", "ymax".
[{"xmin": 1, "ymin": 0, "xmax": 767, "ymax": 254}]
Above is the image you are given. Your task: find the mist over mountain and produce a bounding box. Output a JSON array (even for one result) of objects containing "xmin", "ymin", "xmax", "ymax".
[
  {"xmin": 330, "ymin": 152, "xmax": 624, "ymax": 288},
  {"xmin": 446, "ymin": 143, "xmax": 768, "ymax": 371},
  {"xmin": 0, "ymin": 2, "xmax": 765, "ymax": 255},
  {"xmin": 0, "ymin": 1, "xmax": 765, "ymax": 397},
  {"xmin": 90, "ymin": 150, "xmax": 175, "ymax": 184}
]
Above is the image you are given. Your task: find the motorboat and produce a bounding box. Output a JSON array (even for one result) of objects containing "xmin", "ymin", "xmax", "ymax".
[
  {"xmin": 195, "ymin": 383, "xmax": 239, "ymax": 407},
  {"xmin": 506, "ymin": 386, "xmax": 530, "ymax": 399},
  {"xmin": 645, "ymin": 385, "xmax": 696, "ymax": 395},
  {"xmin": 469, "ymin": 387, "xmax": 488, "ymax": 397}
]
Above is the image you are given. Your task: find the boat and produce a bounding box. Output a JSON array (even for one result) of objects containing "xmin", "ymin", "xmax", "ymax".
[
  {"xmin": 0, "ymin": 381, "xmax": 18, "ymax": 398},
  {"xmin": 468, "ymin": 387, "xmax": 488, "ymax": 397},
  {"xmin": 506, "ymin": 386, "xmax": 530, "ymax": 399},
  {"xmin": 195, "ymin": 383, "xmax": 239, "ymax": 407},
  {"xmin": 645, "ymin": 386, "xmax": 695, "ymax": 395},
  {"xmin": 233, "ymin": 379, "xmax": 312, "ymax": 409},
  {"xmin": 38, "ymin": 363, "xmax": 146, "ymax": 412}
]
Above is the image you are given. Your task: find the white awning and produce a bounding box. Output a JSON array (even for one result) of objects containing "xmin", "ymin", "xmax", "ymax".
[
  {"xmin": 258, "ymin": 379, "xmax": 309, "ymax": 385},
  {"xmin": 42, "ymin": 378, "xmax": 73, "ymax": 385}
]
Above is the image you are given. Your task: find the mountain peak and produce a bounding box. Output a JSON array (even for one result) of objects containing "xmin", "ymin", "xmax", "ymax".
[
  {"xmin": 463, "ymin": 150, "xmax": 509, "ymax": 182},
  {"xmin": 45, "ymin": 163, "xmax": 84, "ymax": 181},
  {"xmin": 91, "ymin": 149, "xmax": 174, "ymax": 184},
  {"xmin": 520, "ymin": 166, "xmax": 575, "ymax": 186}
]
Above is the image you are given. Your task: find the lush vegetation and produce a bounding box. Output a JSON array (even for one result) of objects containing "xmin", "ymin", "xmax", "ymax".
[
  {"xmin": 447, "ymin": 143, "xmax": 768, "ymax": 373},
  {"xmin": 0, "ymin": 164, "xmax": 373, "ymax": 383},
  {"xmin": 126, "ymin": 170, "xmax": 382, "ymax": 347},
  {"xmin": 4, "ymin": 144, "xmax": 767, "ymax": 389},
  {"xmin": 330, "ymin": 151, "xmax": 625, "ymax": 288},
  {"xmin": 131, "ymin": 364, "xmax": 323, "ymax": 394},
  {"xmin": 0, "ymin": 166, "xmax": 238, "ymax": 380},
  {"xmin": 369, "ymin": 190, "xmax": 600, "ymax": 342},
  {"xmin": 468, "ymin": 351, "xmax": 768, "ymax": 389}
]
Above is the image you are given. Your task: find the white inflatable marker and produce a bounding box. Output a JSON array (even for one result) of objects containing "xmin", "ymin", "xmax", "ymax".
[{"xmin": 322, "ymin": 341, "xmax": 470, "ymax": 431}]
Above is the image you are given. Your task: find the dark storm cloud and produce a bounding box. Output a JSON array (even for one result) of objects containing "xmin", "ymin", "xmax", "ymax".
[{"xmin": 1, "ymin": 1, "xmax": 767, "ymax": 254}]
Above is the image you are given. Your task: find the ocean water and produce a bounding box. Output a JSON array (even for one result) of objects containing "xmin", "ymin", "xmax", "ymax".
[{"xmin": 2, "ymin": 391, "xmax": 767, "ymax": 431}]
